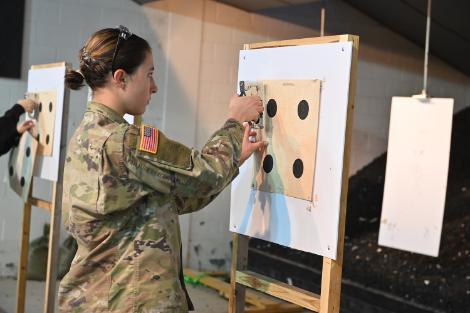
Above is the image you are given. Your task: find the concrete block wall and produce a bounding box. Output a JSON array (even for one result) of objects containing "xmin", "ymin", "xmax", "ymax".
[
  {"xmin": 323, "ymin": 0, "xmax": 470, "ymax": 173},
  {"xmin": 0, "ymin": 0, "xmax": 171, "ymax": 277},
  {"xmin": 0, "ymin": 0, "xmax": 468, "ymax": 277},
  {"xmin": 183, "ymin": 1, "xmax": 317, "ymax": 271},
  {"xmin": 258, "ymin": 0, "xmax": 470, "ymax": 174},
  {"xmin": 146, "ymin": 0, "xmax": 470, "ymax": 272}
]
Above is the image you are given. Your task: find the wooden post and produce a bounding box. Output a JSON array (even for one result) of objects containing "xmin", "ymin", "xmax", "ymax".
[
  {"xmin": 43, "ymin": 72, "xmax": 70, "ymax": 313},
  {"xmin": 15, "ymin": 189, "xmax": 32, "ymax": 313},
  {"xmin": 320, "ymin": 34, "xmax": 359, "ymax": 313},
  {"xmin": 229, "ymin": 233, "xmax": 249, "ymax": 313}
]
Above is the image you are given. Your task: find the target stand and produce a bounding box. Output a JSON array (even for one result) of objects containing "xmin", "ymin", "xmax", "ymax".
[
  {"xmin": 229, "ymin": 35, "xmax": 359, "ymax": 313},
  {"xmin": 10, "ymin": 62, "xmax": 70, "ymax": 313}
]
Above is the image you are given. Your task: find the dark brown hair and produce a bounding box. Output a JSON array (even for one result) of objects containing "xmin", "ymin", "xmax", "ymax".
[{"xmin": 65, "ymin": 27, "xmax": 151, "ymax": 90}]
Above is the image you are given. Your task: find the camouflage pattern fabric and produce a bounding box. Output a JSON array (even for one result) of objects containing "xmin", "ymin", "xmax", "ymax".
[{"xmin": 59, "ymin": 102, "xmax": 243, "ymax": 312}]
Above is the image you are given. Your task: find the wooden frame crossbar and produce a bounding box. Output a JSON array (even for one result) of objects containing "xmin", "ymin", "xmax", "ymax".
[
  {"xmin": 184, "ymin": 268, "xmax": 304, "ymax": 313},
  {"xmin": 229, "ymin": 34, "xmax": 359, "ymax": 313},
  {"xmin": 29, "ymin": 196, "xmax": 52, "ymax": 212},
  {"xmin": 236, "ymin": 270, "xmax": 321, "ymax": 311}
]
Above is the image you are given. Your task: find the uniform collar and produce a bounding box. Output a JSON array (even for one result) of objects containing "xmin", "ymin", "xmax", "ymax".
[{"xmin": 87, "ymin": 101, "xmax": 127, "ymax": 124}]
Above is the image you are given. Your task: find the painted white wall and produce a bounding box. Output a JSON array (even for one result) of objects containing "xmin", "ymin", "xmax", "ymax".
[
  {"xmin": 0, "ymin": 0, "xmax": 468, "ymax": 276},
  {"xmin": 164, "ymin": 0, "xmax": 470, "ymax": 271}
]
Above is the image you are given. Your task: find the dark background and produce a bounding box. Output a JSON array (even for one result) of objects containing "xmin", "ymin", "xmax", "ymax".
[{"xmin": 0, "ymin": 0, "xmax": 25, "ymax": 79}]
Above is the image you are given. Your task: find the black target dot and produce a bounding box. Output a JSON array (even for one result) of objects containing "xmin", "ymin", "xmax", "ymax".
[
  {"xmin": 26, "ymin": 147, "xmax": 31, "ymax": 157},
  {"xmin": 9, "ymin": 166, "xmax": 13, "ymax": 176},
  {"xmin": 262, "ymin": 154, "xmax": 274, "ymax": 173},
  {"xmin": 39, "ymin": 102, "xmax": 42, "ymax": 112},
  {"xmin": 20, "ymin": 176, "xmax": 25, "ymax": 187},
  {"xmin": 298, "ymin": 100, "xmax": 309, "ymax": 120},
  {"xmin": 293, "ymin": 159, "xmax": 303, "ymax": 178},
  {"xmin": 267, "ymin": 99, "xmax": 277, "ymax": 118},
  {"xmin": 49, "ymin": 101, "xmax": 53, "ymax": 112},
  {"xmin": 46, "ymin": 134, "xmax": 50, "ymax": 145}
]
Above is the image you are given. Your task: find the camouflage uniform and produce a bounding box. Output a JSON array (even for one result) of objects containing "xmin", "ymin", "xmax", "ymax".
[{"xmin": 59, "ymin": 102, "xmax": 243, "ymax": 312}]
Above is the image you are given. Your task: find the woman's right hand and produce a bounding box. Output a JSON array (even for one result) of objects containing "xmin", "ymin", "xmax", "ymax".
[{"xmin": 228, "ymin": 94, "xmax": 264, "ymax": 123}]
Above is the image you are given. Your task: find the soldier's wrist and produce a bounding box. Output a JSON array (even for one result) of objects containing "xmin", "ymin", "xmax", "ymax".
[{"xmin": 225, "ymin": 118, "xmax": 244, "ymax": 130}]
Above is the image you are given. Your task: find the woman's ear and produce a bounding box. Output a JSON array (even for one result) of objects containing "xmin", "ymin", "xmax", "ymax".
[{"xmin": 112, "ymin": 69, "xmax": 127, "ymax": 89}]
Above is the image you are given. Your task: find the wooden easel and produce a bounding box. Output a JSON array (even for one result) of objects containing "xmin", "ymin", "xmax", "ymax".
[
  {"xmin": 229, "ymin": 35, "xmax": 359, "ymax": 313},
  {"xmin": 16, "ymin": 62, "xmax": 71, "ymax": 313}
]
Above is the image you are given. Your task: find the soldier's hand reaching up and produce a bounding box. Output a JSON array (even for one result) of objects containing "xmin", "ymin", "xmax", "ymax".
[{"xmin": 228, "ymin": 94, "xmax": 264, "ymax": 123}]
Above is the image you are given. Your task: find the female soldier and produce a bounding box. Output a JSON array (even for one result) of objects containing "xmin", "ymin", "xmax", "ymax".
[{"xmin": 60, "ymin": 26, "xmax": 265, "ymax": 312}]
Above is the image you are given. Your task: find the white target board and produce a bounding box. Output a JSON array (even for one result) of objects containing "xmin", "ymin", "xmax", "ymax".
[
  {"xmin": 379, "ymin": 97, "xmax": 453, "ymax": 257},
  {"xmin": 27, "ymin": 63, "xmax": 67, "ymax": 182},
  {"xmin": 230, "ymin": 41, "xmax": 354, "ymax": 259}
]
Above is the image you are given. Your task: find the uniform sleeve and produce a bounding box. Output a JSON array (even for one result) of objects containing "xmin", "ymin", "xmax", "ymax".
[
  {"xmin": 0, "ymin": 104, "xmax": 24, "ymax": 156},
  {"xmin": 123, "ymin": 119, "xmax": 244, "ymax": 214}
]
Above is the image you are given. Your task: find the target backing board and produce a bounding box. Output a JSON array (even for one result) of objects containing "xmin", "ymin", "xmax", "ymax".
[
  {"xmin": 254, "ymin": 80, "xmax": 320, "ymax": 201},
  {"xmin": 28, "ymin": 91, "xmax": 57, "ymax": 156},
  {"xmin": 8, "ymin": 132, "xmax": 38, "ymax": 202},
  {"xmin": 379, "ymin": 96, "xmax": 453, "ymax": 257},
  {"xmin": 230, "ymin": 41, "xmax": 353, "ymax": 259},
  {"xmin": 27, "ymin": 63, "xmax": 67, "ymax": 182}
]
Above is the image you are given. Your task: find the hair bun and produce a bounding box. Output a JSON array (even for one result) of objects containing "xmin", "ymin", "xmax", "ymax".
[{"xmin": 65, "ymin": 69, "xmax": 85, "ymax": 90}]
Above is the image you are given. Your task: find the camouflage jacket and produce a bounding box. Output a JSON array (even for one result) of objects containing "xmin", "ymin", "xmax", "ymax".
[{"xmin": 59, "ymin": 102, "xmax": 243, "ymax": 312}]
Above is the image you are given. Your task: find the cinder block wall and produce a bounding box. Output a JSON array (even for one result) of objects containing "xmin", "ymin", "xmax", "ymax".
[
  {"xmin": 149, "ymin": 0, "xmax": 470, "ymax": 272},
  {"xmin": 0, "ymin": 0, "xmax": 468, "ymax": 276},
  {"xmin": 0, "ymin": 0, "xmax": 172, "ymax": 277}
]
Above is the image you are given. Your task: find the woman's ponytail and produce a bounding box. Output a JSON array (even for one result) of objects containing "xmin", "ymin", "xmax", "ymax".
[{"xmin": 65, "ymin": 69, "xmax": 85, "ymax": 90}]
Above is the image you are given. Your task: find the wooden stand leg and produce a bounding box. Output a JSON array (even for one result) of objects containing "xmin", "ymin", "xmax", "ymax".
[
  {"xmin": 43, "ymin": 182, "xmax": 61, "ymax": 313},
  {"xmin": 320, "ymin": 256, "xmax": 343, "ymax": 313},
  {"xmin": 229, "ymin": 233, "xmax": 249, "ymax": 313},
  {"xmin": 319, "ymin": 34, "xmax": 358, "ymax": 313},
  {"xmin": 43, "ymin": 80, "xmax": 69, "ymax": 313},
  {"xmin": 16, "ymin": 199, "xmax": 32, "ymax": 313}
]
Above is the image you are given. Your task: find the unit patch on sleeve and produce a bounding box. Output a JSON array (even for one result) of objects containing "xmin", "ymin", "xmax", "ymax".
[{"xmin": 139, "ymin": 124, "xmax": 159, "ymax": 154}]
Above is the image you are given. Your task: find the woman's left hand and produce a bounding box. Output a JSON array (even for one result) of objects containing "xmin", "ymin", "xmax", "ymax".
[
  {"xmin": 239, "ymin": 122, "xmax": 268, "ymax": 165},
  {"xmin": 16, "ymin": 120, "xmax": 35, "ymax": 135}
]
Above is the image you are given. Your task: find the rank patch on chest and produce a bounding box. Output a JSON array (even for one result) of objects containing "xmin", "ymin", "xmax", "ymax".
[{"xmin": 139, "ymin": 125, "xmax": 159, "ymax": 154}]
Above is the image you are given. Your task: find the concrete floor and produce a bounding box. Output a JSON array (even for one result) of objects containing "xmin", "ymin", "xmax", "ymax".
[
  {"xmin": 0, "ymin": 278, "xmax": 312, "ymax": 313},
  {"xmin": 0, "ymin": 278, "xmax": 228, "ymax": 313}
]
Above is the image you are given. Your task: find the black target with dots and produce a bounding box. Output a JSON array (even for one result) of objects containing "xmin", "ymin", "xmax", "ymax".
[
  {"xmin": 254, "ymin": 80, "xmax": 321, "ymax": 201},
  {"xmin": 34, "ymin": 91, "xmax": 57, "ymax": 156}
]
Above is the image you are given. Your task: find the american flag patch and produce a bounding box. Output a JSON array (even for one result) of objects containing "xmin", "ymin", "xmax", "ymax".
[{"xmin": 139, "ymin": 124, "xmax": 159, "ymax": 154}]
